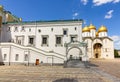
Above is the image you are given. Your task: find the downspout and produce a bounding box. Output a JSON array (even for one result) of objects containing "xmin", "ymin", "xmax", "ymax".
[{"xmin": 9, "ymin": 45, "xmax": 11, "ymax": 66}]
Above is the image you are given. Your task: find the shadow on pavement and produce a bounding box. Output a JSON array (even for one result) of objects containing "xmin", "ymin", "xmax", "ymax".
[
  {"xmin": 53, "ymin": 78, "xmax": 78, "ymax": 82},
  {"xmin": 88, "ymin": 61, "xmax": 99, "ymax": 67}
]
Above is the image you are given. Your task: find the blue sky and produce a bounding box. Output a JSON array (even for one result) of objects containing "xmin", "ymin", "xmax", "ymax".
[{"xmin": 0, "ymin": 0, "xmax": 120, "ymax": 49}]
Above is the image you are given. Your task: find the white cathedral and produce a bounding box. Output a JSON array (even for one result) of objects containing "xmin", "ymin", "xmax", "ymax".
[{"xmin": 0, "ymin": 6, "xmax": 114, "ymax": 65}]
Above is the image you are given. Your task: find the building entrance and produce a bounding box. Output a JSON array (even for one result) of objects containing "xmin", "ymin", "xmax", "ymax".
[
  {"xmin": 95, "ymin": 53, "xmax": 99, "ymax": 58},
  {"xmin": 64, "ymin": 41, "xmax": 88, "ymax": 68},
  {"xmin": 64, "ymin": 41, "xmax": 87, "ymax": 61},
  {"xmin": 93, "ymin": 43, "xmax": 102, "ymax": 58},
  {"xmin": 67, "ymin": 47, "xmax": 82, "ymax": 61}
]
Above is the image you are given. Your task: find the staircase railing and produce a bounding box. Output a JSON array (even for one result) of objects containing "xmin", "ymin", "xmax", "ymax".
[{"xmin": 0, "ymin": 42, "xmax": 65, "ymax": 60}]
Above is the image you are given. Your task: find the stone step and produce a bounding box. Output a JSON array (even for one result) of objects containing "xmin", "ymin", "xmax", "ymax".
[{"xmin": 64, "ymin": 60, "xmax": 90, "ymax": 68}]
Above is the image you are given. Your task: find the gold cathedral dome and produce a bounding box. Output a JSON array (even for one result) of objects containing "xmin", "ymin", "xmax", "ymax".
[
  {"xmin": 96, "ymin": 32, "xmax": 99, "ymax": 37},
  {"xmin": 82, "ymin": 26, "xmax": 90, "ymax": 32},
  {"xmin": 0, "ymin": 5, "xmax": 3, "ymax": 11},
  {"xmin": 98, "ymin": 25, "xmax": 108, "ymax": 33},
  {"xmin": 89, "ymin": 24, "xmax": 96, "ymax": 30}
]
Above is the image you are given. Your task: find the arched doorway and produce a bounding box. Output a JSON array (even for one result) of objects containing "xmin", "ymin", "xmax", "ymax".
[
  {"xmin": 95, "ymin": 53, "xmax": 99, "ymax": 58},
  {"xmin": 93, "ymin": 43, "xmax": 102, "ymax": 58},
  {"xmin": 67, "ymin": 47, "xmax": 82, "ymax": 60},
  {"xmin": 64, "ymin": 41, "xmax": 87, "ymax": 61}
]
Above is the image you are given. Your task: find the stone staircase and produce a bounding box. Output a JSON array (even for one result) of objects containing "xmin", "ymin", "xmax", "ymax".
[{"xmin": 64, "ymin": 59, "xmax": 89, "ymax": 68}]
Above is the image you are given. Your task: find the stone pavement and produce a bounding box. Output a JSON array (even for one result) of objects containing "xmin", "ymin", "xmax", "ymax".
[
  {"xmin": 0, "ymin": 65, "xmax": 119, "ymax": 82},
  {"xmin": 90, "ymin": 59, "xmax": 120, "ymax": 79}
]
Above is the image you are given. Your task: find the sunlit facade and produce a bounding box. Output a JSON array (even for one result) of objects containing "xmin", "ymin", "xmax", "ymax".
[
  {"xmin": 0, "ymin": 6, "xmax": 114, "ymax": 65},
  {"xmin": 82, "ymin": 24, "xmax": 114, "ymax": 59}
]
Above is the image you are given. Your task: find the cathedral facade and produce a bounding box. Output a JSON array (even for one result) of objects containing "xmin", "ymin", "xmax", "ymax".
[
  {"xmin": 0, "ymin": 6, "xmax": 114, "ymax": 65},
  {"xmin": 82, "ymin": 25, "xmax": 114, "ymax": 59}
]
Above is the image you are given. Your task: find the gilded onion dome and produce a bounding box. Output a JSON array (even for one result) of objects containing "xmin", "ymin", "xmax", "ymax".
[
  {"xmin": 96, "ymin": 32, "xmax": 99, "ymax": 37},
  {"xmin": 98, "ymin": 25, "xmax": 108, "ymax": 33},
  {"xmin": 0, "ymin": 5, "xmax": 3, "ymax": 11},
  {"xmin": 82, "ymin": 26, "xmax": 90, "ymax": 32},
  {"xmin": 89, "ymin": 24, "xmax": 96, "ymax": 30}
]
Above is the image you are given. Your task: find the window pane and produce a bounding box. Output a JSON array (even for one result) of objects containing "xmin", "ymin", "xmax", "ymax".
[
  {"xmin": 14, "ymin": 27, "xmax": 18, "ymax": 32},
  {"xmin": 15, "ymin": 54, "xmax": 19, "ymax": 61},
  {"xmin": 29, "ymin": 29, "xmax": 31, "ymax": 32},
  {"xmin": 56, "ymin": 37, "xmax": 61, "ymax": 44},
  {"xmin": 4, "ymin": 54, "xmax": 7, "ymax": 61},
  {"xmin": 8, "ymin": 27, "xmax": 11, "ymax": 31},
  {"xmin": 71, "ymin": 37, "xmax": 76, "ymax": 42},
  {"xmin": 29, "ymin": 38, "xmax": 34, "ymax": 44},
  {"xmin": 24, "ymin": 54, "xmax": 28, "ymax": 61},
  {"xmin": 71, "ymin": 37, "xmax": 74, "ymax": 42},
  {"xmin": 63, "ymin": 30, "xmax": 67, "ymax": 35},
  {"xmin": 21, "ymin": 26, "xmax": 25, "ymax": 31},
  {"xmin": 42, "ymin": 37, "xmax": 47, "ymax": 44},
  {"xmin": 71, "ymin": 36, "xmax": 77, "ymax": 42}
]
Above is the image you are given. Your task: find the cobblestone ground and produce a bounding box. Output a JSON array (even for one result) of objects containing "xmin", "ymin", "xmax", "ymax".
[
  {"xmin": 0, "ymin": 64, "xmax": 119, "ymax": 82},
  {"xmin": 90, "ymin": 58, "xmax": 120, "ymax": 79}
]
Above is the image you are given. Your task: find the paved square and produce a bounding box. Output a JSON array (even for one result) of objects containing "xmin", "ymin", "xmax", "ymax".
[{"xmin": 0, "ymin": 61, "xmax": 120, "ymax": 82}]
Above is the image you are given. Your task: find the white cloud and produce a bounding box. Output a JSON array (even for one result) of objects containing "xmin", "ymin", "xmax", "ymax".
[
  {"xmin": 81, "ymin": 0, "xmax": 88, "ymax": 5},
  {"xmin": 93, "ymin": 0, "xmax": 120, "ymax": 6},
  {"xmin": 110, "ymin": 35, "xmax": 120, "ymax": 42},
  {"xmin": 105, "ymin": 10, "xmax": 114, "ymax": 19},
  {"xmin": 73, "ymin": 13, "xmax": 79, "ymax": 16},
  {"xmin": 113, "ymin": 0, "xmax": 120, "ymax": 3},
  {"xmin": 73, "ymin": 12, "xmax": 79, "ymax": 19},
  {"xmin": 110, "ymin": 35, "xmax": 120, "ymax": 49}
]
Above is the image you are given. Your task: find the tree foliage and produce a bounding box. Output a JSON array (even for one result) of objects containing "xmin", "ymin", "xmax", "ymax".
[{"xmin": 114, "ymin": 49, "xmax": 120, "ymax": 58}]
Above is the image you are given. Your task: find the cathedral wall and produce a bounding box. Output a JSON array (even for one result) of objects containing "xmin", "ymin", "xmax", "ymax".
[{"xmin": 102, "ymin": 38, "xmax": 114, "ymax": 59}]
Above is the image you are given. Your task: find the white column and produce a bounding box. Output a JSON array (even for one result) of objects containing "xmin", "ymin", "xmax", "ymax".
[{"xmin": 82, "ymin": 45, "xmax": 89, "ymax": 61}]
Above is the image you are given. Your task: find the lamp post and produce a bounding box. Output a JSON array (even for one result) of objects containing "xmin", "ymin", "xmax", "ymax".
[{"xmin": 28, "ymin": 49, "xmax": 30, "ymax": 66}]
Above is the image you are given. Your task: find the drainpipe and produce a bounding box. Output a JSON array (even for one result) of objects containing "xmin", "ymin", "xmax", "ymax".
[{"xmin": 9, "ymin": 45, "xmax": 11, "ymax": 66}]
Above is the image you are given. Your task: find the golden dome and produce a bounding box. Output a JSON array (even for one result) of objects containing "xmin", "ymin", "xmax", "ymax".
[
  {"xmin": 98, "ymin": 25, "xmax": 108, "ymax": 33},
  {"xmin": 89, "ymin": 24, "xmax": 96, "ymax": 30},
  {"xmin": 96, "ymin": 32, "xmax": 99, "ymax": 37},
  {"xmin": 82, "ymin": 26, "xmax": 90, "ymax": 32},
  {"xmin": 0, "ymin": 5, "xmax": 3, "ymax": 11}
]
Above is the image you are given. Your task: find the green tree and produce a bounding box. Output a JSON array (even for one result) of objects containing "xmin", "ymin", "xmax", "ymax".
[{"xmin": 114, "ymin": 49, "xmax": 120, "ymax": 58}]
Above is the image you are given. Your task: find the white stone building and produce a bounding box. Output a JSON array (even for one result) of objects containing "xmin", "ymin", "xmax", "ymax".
[{"xmin": 0, "ymin": 6, "xmax": 114, "ymax": 65}]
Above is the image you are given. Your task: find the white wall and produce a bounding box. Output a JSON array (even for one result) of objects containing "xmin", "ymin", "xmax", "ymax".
[
  {"xmin": 102, "ymin": 38, "xmax": 114, "ymax": 59},
  {"xmin": 0, "ymin": 20, "xmax": 85, "ymax": 64},
  {"xmin": 2, "ymin": 21, "xmax": 83, "ymax": 56}
]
